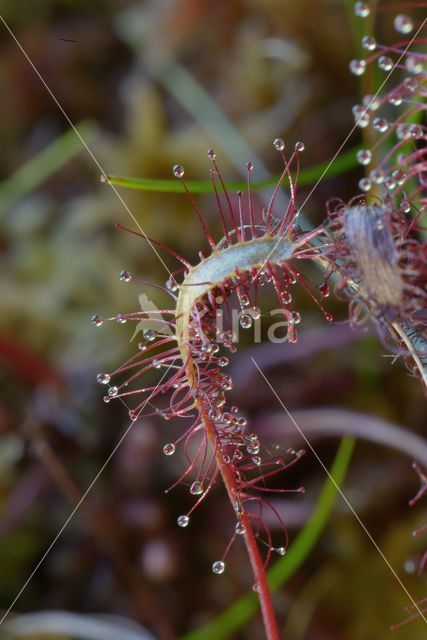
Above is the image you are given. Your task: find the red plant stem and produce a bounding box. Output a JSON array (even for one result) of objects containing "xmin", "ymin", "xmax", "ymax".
[{"xmin": 198, "ymin": 402, "xmax": 281, "ymax": 640}]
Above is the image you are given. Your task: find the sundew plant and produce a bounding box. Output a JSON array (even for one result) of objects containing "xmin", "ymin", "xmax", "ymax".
[
  {"xmin": 93, "ymin": 2, "xmax": 427, "ymax": 638},
  {"xmin": 0, "ymin": 1, "xmax": 426, "ymax": 639}
]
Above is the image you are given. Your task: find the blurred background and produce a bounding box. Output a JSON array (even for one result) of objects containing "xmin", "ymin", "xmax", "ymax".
[{"xmin": 0, "ymin": 1, "xmax": 426, "ymax": 638}]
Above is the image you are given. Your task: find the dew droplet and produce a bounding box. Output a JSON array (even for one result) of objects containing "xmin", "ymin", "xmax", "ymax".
[
  {"xmin": 207, "ymin": 148, "xmax": 216, "ymax": 160},
  {"xmin": 119, "ymin": 270, "xmax": 131, "ymax": 282},
  {"xmin": 358, "ymin": 178, "xmax": 372, "ymax": 192},
  {"xmin": 108, "ymin": 386, "xmax": 119, "ymax": 397},
  {"xmin": 396, "ymin": 124, "xmax": 412, "ymax": 140},
  {"xmin": 190, "ymin": 481, "xmax": 204, "ymax": 495},
  {"xmin": 388, "ymin": 93, "xmax": 402, "ymax": 106},
  {"xmin": 290, "ymin": 311, "xmax": 301, "ymax": 325},
  {"xmin": 274, "ymin": 546, "xmax": 286, "ymax": 556},
  {"xmin": 240, "ymin": 313, "xmax": 253, "ymax": 329},
  {"xmin": 138, "ymin": 342, "xmax": 147, "ymax": 351},
  {"xmin": 378, "ymin": 56, "xmax": 393, "ymax": 72},
  {"xmin": 235, "ymin": 521, "xmax": 246, "ymax": 535},
  {"xmin": 246, "ymin": 161, "xmax": 253, "ymax": 172},
  {"xmin": 116, "ymin": 314, "xmax": 127, "ymax": 324},
  {"xmin": 356, "ymin": 149, "xmax": 372, "ymax": 166},
  {"xmin": 247, "ymin": 443, "xmax": 260, "ymax": 455},
  {"xmin": 404, "ymin": 77, "xmax": 418, "ymax": 93},
  {"xmin": 394, "ymin": 14, "xmax": 413, "ymax": 34},
  {"xmin": 212, "ymin": 560, "xmax": 225, "ymax": 574},
  {"xmin": 91, "ymin": 314, "xmax": 103, "ymax": 327},
  {"xmin": 349, "ymin": 59, "xmax": 366, "ymax": 76},
  {"xmin": 384, "ymin": 176, "xmax": 397, "ymax": 191},
  {"xmin": 280, "ymin": 290, "xmax": 292, "ymax": 304},
  {"xmin": 144, "ymin": 329, "xmax": 156, "ymax": 341},
  {"xmin": 252, "ymin": 456, "xmax": 262, "ymax": 466},
  {"xmin": 362, "ymin": 36, "xmax": 376, "ymax": 51},
  {"xmin": 354, "ymin": 1, "xmax": 370, "ymax": 17},
  {"xmin": 373, "ymin": 117, "xmax": 389, "ymax": 133},
  {"xmin": 251, "ymin": 306, "xmax": 261, "ymax": 320},
  {"xmin": 218, "ymin": 356, "xmax": 229, "ymax": 367},
  {"xmin": 240, "ymin": 294, "xmax": 250, "ymax": 307},
  {"xmin": 406, "ymin": 56, "xmax": 423, "ymax": 75},
  {"xmin": 400, "ymin": 200, "xmax": 411, "ymax": 214},
  {"xmin": 354, "ymin": 111, "xmax": 370, "ymax": 128},
  {"xmin": 177, "ymin": 515, "xmax": 190, "ymax": 527},
  {"xmin": 273, "ymin": 137, "xmax": 285, "ymax": 151},
  {"xmin": 294, "ymin": 141, "xmax": 305, "ymax": 153},
  {"xmin": 129, "ymin": 410, "xmax": 138, "ymax": 422},
  {"xmin": 163, "ymin": 443, "xmax": 175, "ymax": 456},
  {"xmin": 369, "ymin": 169, "xmax": 385, "ymax": 184},
  {"xmin": 172, "ymin": 164, "xmax": 184, "ymax": 178},
  {"xmin": 319, "ymin": 282, "xmax": 330, "ymax": 298},
  {"xmin": 362, "ymin": 95, "xmax": 380, "ymax": 111},
  {"xmin": 103, "ymin": 396, "xmax": 111, "ymax": 403},
  {"xmin": 97, "ymin": 373, "xmax": 110, "ymax": 384}
]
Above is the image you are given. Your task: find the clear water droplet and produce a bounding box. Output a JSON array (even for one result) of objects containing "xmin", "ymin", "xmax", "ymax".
[
  {"xmin": 240, "ymin": 294, "xmax": 250, "ymax": 307},
  {"xmin": 190, "ymin": 481, "xmax": 204, "ymax": 495},
  {"xmin": 394, "ymin": 14, "xmax": 413, "ymax": 34},
  {"xmin": 235, "ymin": 521, "xmax": 246, "ymax": 535},
  {"xmin": 119, "ymin": 270, "xmax": 131, "ymax": 282},
  {"xmin": 91, "ymin": 314, "xmax": 103, "ymax": 327},
  {"xmin": 294, "ymin": 141, "xmax": 305, "ymax": 152},
  {"xmin": 177, "ymin": 515, "xmax": 190, "ymax": 527},
  {"xmin": 218, "ymin": 356, "xmax": 229, "ymax": 367},
  {"xmin": 274, "ymin": 546, "xmax": 286, "ymax": 556},
  {"xmin": 163, "ymin": 443, "xmax": 175, "ymax": 456},
  {"xmin": 247, "ymin": 443, "xmax": 260, "ymax": 455},
  {"xmin": 290, "ymin": 311, "xmax": 301, "ymax": 325},
  {"xmin": 207, "ymin": 148, "xmax": 216, "ymax": 160},
  {"xmin": 373, "ymin": 117, "xmax": 389, "ymax": 133},
  {"xmin": 108, "ymin": 386, "xmax": 119, "ymax": 397},
  {"xmin": 252, "ymin": 456, "xmax": 262, "ymax": 466},
  {"xmin": 143, "ymin": 329, "xmax": 156, "ymax": 341},
  {"xmin": 349, "ymin": 59, "xmax": 366, "ymax": 76},
  {"xmin": 400, "ymin": 200, "xmax": 411, "ymax": 214},
  {"xmin": 406, "ymin": 56, "xmax": 423, "ymax": 75},
  {"xmin": 369, "ymin": 169, "xmax": 385, "ymax": 184},
  {"xmin": 354, "ymin": 1, "xmax": 370, "ymax": 17},
  {"xmin": 354, "ymin": 111, "xmax": 370, "ymax": 128},
  {"xmin": 362, "ymin": 36, "xmax": 376, "ymax": 51},
  {"xmin": 363, "ymin": 94, "xmax": 380, "ymax": 111},
  {"xmin": 246, "ymin": 161, "xmax": 253, "ymax": 172},
  {"xmin": 319, "ymin": 282, "xmax": 330, "ymax": 298},
  {"xmin": 116, "ymin": 314, "xmax": 127, "ymax": 324},
  {"xmin": 273, "ymin": 137, "xmax": 285, "ymax": 151},
  {"xmin": 388, "ymin": 93, "xmax": 402, "ymax": 106},
  {"xmin": 240, "ymin": 313, "xmax": 253, "ymax": 329},
  {"xmin": 251, "ymin": 306, "xmax": 261, "ymax": 320},
  {"xmin": 212, "ymin": 560, "xmax": 225, "ymax": 574},
  {"xmin": 173, "ymin": 164, "xmax": 184, "ymax": 178},
  {"xmin": 97, "ymin": 373, "xmax": 110, "ymax": 384},
  {"xmin": 358, "ymin": 178, "xmax": 372, "ymax": 192},
  {"xmin": 103, "ymin": 396, "xmax": 111, "ymax": 403},
  {"xmin": 356, "ymin": 149, "xmax": 372, "ymax": 166},
  {"xmin": 378, "ymin": 56, "xmax": 393, "ymax": 72},
  {"xmin": 280, "ymin": 290, "xmax": 292, "ymax": 304}
]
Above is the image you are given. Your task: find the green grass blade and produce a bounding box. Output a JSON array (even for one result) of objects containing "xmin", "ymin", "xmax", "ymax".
[
  {"xmin": 181, "ymin": 437, "xmax": 355, "ymax": 640},
  {"xmin": 0, "ymin": 120, "xmax": 94, "ymax": 216},
  {"xmin": 106, "ymin": 145, "xmax": 360, "ymax": 194}
]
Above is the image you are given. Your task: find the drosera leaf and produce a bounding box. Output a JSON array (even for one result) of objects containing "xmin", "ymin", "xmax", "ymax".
[
  {"xmin": 180, "ymin": 437, "xmax": 355, "ymax": 640},
  {"xmin": 0, "ymin": 120, "xmax": 94, "ymax": 216},
  {"xmin": 104, "ymin": 144, "xmax": 361, "ymax": 194}
]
